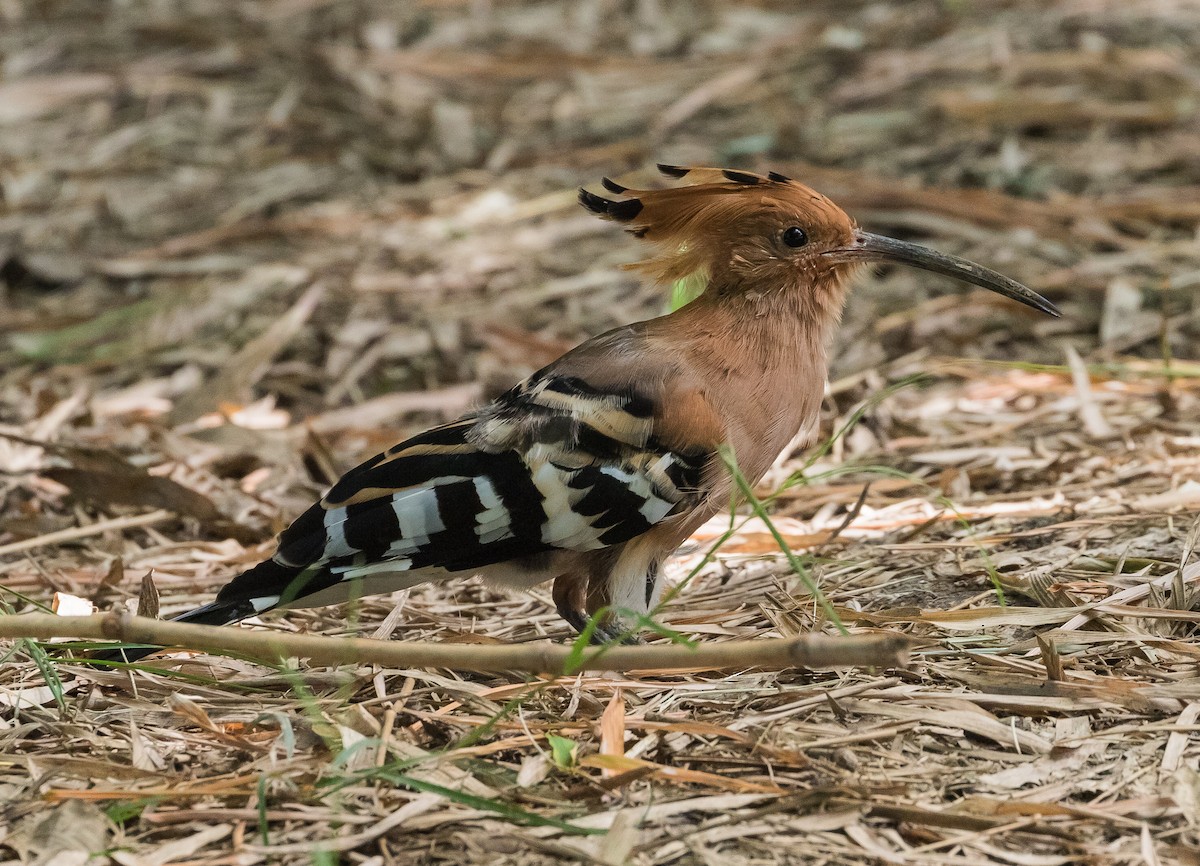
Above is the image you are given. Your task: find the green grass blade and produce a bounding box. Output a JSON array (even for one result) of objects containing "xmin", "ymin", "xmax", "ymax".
[
  {"xmin": 22, "ymin": 638, "xmax": 67, "ymax": 712},
  {"xmin": 720, "ymin": 446, "xmax": 847, "ymax": 635}
]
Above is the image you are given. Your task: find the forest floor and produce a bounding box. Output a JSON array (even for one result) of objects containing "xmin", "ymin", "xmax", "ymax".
[{"xmin": 2, "ymin": 1, "xmax": 1200, "ymax": 864}]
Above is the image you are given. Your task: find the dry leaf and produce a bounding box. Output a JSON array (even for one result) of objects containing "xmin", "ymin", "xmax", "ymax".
[
  {"xmin": 598, "ymin": 688, "xmax": 626, "ymax": 779},
  {"xmin": 5, "ymin": 800, "xmax": 112, "ymax": 865}
]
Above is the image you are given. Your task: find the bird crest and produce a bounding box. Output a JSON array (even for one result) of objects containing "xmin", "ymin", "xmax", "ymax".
[{"xmin": 579, "ymin": 164, "xmax": 856, "ymax": 288}]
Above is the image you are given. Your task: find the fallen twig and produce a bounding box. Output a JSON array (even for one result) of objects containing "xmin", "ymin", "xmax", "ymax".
[
  {"xmin": 0, "ymin": 611, "xmax": 911, "ymax": 673},
  {"xmin": 0, "ymin": 510, "xmax": 176, "ymax": 558}
]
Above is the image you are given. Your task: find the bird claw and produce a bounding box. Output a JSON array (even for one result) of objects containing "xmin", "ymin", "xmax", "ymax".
[
  {"xmin": 556, "ymin": 600, "xmax": 642, "ymax": 645},
  {"xmin": 590, "ymin": 622, "xmax": 643, "ymax": 646}
]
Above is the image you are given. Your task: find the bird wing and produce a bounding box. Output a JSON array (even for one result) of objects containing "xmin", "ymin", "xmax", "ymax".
[{"xmin": 212, "ymin": 365, "xmax": 712, "ymax": 612}]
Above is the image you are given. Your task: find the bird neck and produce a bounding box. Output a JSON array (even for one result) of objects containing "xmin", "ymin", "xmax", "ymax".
[
  {"xmin": 661, "ymin": 278, "xmax": 849, "ymax": 484},
  {"xmin": 675, "ymin": 276, "xmax": 847, "ymax": 367}
]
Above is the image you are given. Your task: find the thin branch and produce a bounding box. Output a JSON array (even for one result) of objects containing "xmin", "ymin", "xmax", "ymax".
[
  {"xmin": 1, "ymin": 611, "xmax": 911, "ymax": 674},
  {"xmin": 0, "ymin": 509, "xmax": 176, "ymax": 558}
]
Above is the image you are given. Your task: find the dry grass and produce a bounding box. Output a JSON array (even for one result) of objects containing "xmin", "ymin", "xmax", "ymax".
[{"xmin": 3, "ymin": 1, "xmax": 1200, "ymax": 863}]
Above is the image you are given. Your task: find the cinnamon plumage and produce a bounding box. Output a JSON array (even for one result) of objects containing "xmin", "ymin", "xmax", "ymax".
[{"xmin": 99, "ymin": 165, "xmax": 1058, "ymax": 660}]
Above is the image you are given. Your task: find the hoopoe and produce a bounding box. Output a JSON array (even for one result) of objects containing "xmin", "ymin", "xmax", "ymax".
[{"xmin": 98, "ymin": 165, "xmax": 1058, "ymax": 661}]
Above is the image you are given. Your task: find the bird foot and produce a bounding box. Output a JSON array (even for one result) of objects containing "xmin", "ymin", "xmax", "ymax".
[
  {"xmin": 555, "ymin": 601, "xmax": 642, "ymax": 645},
  {"xmin": 590, "ymin": 622, "xmax": 643, "ymax": 646}
]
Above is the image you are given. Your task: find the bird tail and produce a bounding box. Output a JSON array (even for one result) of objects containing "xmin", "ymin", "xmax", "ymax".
[
  {"xmin": 86, "ymin": 546, "xmax": 334, "ymax": 665},
  {"xmin": 87, "ymin": 596, "xmax": 253, "ymax": 665}
]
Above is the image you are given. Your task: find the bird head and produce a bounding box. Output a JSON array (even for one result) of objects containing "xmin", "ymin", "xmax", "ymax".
[{"xmin": 580, "ymin": 165, "xmax": 1059, "ymax": 318}]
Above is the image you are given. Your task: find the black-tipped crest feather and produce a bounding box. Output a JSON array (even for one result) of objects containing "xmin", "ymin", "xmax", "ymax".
[
  {"xmin": 578, "ymin": 188, "xmax": 643, "ymax": 222},
  {"xmin": 580, "ymin": 164, "xmax": 848, "ymax": 285},
  {"xmin": 578, "ymin": 188, "xmax": 610, "ymax": 216},
  {"xmin": 722, "ymin": 169, "xmax": 760, "ymax": 185}
]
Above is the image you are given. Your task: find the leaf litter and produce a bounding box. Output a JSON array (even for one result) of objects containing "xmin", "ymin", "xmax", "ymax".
[{"xmin": 2, "ymin": 1, "xmax": 1200, "ymax": 864}]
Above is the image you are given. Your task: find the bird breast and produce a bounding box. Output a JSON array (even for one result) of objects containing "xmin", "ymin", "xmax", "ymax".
[{"xmin": 661, "ymin": 297, "xmax": 831, "ymax": 488}]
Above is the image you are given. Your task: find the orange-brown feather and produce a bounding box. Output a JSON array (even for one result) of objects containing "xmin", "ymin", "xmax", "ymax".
[{"xmin": 579, "ymin": 166, "xmax": 856, "ymax": 291}]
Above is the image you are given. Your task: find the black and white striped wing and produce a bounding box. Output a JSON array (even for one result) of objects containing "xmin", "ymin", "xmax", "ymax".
[{"xmin": 210, "ymin": 374, "xmax": 708, "ymax": 614}]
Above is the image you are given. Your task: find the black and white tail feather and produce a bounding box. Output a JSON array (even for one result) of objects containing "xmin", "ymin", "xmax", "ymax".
[{"xmin": 93, "ymin": 365, "xmax": 708, "ymax": 663}]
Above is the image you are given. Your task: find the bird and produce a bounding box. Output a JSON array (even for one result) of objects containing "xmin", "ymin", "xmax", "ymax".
[{"xmin": 93, "ymin": 164, "xmax": 1059, "ymax": 663}]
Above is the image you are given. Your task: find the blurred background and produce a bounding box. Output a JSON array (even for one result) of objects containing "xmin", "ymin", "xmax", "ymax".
[{"xmin": 4, "ymin": 4, "xmax": 1200, "ymax": 862}]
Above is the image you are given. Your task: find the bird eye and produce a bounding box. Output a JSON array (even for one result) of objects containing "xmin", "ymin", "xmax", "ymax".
[{"xmin": 782, "ymin": 226, "xmax": 809, "ymax": 248}]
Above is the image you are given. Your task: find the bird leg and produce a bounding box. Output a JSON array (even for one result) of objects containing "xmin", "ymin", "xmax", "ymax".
[
  {"xmin": 552, "ymin": 573, "xmax": 590, "ymax": 636},
  {"xmin": 551, "ymin": 573, "xmax": 643, "ymax": 645}
]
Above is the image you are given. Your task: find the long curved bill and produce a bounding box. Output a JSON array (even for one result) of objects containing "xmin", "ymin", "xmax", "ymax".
[{"xmin": 825, "ymin": 231, "xmax": 1061, "ymax": 318}]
